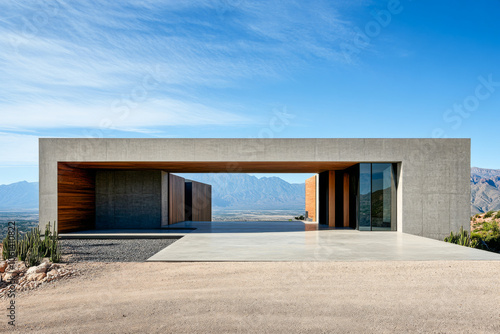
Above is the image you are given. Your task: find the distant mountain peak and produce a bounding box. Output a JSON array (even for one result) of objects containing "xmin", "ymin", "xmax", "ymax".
[
  {"xmin": 0, "ymin": 181, "xmax": 39, "ymax": 210},
  {"xmin": 177, "ymin": 173, "xmax": 305, "ymax": 210},
  {"xmin": 471, "ymin": 168, "xmax": 500, "ymax": 214}
]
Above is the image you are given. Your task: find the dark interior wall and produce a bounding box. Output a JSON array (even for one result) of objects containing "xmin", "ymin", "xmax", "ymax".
[
  {"xmin": 328, "ymin": 171, "xmax": 336, "ymax": 227},
  {"xmin": 335, "ymin": 171, "xmax": 344, "ymax": 228},
  {"xmin": 348, "ymin": 164, "xmax": 359, "ymax": 229},
  {"xmin": 95, "ymin": 170, "xmax": 163, "ymax": 229},
  {"xmin": 318, "ymin": 168, "xmax": 358, "ymax": 228},
  {"xmin": 185, "ymin": 181, "xmax": 193, "ymax": 221},
  {"xmin": 318, "ymin": 171, "xmax": 329, "ymax": 225},
  {"xmin": 57, "ymin": 163, "xmax": 96, "ymax": 233}
]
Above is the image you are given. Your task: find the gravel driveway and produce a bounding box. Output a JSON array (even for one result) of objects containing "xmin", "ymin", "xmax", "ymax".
[
  {"xmin": 11, "ymin": 261, "xmax": 500, "ymax": 333},
  {"xmin": 60, "ymin": 238, "xmax": 179, "ymax": 262}
]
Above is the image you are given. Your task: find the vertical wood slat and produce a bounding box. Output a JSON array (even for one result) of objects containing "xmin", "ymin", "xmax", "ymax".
[
  {"xmin": 169, "ymin": 174, "xmax": 185, "ymax": 224},
  {"xmin": 57, "ymin": 163, "xmax": 96, "ymax": 233},
  {"xmin": 305, "ymin": 175, "xmax": 317, "ymax": 221},
  {"xmin": 189, "ymin": 181, "xmax": 212, "ymax": 221}
]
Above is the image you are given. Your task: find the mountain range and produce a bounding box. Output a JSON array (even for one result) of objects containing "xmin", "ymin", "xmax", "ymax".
[
  {"xmin": 177, "ymin": 173, "xmax": 305, "ymax": 210},
  {"xmin": 1, "ymin": 168, "xmax": 500, "ymax": 214},
  {"xmin": 470, "ymin": 167, "xmax": 500, "ymax": 214},
  {"xmin": 0, "ymin": 181, "xmax": 39, "ymax": 210}
]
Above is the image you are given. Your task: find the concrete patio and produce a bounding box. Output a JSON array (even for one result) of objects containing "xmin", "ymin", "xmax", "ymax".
[
  {"xmin": 61, "ymin": 221, "xmax": 500, "ymax": 261},
  {"xmin": 145, "ymin": 221, "xmax": 500, "ymax": 262}
]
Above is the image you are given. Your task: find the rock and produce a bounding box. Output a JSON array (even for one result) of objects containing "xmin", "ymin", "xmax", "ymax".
[
  {"xmin": 49, "ymin": 264, "xmax": 60, "ymax": 271},
  {"xmin": 0, "ymin": 261, "xmax": 7, "ymax": 273},
  {"xmin": 47, "ymin": 269, "xmax": 58, "ymax": 277},
  {"xmin": 26, "ymin": 262, "xmax": 50, "ymax": 275},
  {"xmin": 27, "ymin": 272, "xmax": 46, "ymax": 282},
  {"xmin": 2, "ymin": 271, "xmax": 19, "ymax": 281}
]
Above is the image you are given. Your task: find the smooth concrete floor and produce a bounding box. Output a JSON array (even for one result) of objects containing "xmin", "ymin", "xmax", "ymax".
[{"xmin": 145, "ymin": 221, "xmax": 500, "ymax": 262}]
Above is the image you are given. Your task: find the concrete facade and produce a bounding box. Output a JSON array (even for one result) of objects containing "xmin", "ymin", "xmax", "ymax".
[
  {"xmin": 95, "ymin": 170, "xmax": 166, "ymax": 229},
  {"xmin": 39, "ymin": 138, "xmax": 471, "ymax": 240}
]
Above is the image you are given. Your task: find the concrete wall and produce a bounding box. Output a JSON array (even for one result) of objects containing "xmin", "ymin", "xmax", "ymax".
[
  {"xmin": 95, "ymin": 170, "xmax": 165, "ymax": 229},
  {"xmin": 39, "ymin": 138, "xmax": 471, "ymax": 240}
]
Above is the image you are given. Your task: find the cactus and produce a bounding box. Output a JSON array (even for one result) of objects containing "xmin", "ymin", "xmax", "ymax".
[
  {"xmin": 50, "ymin": 241, "xmax": 61, "ymax": 263},
  {"xmin": 16, "ymin": 236, "xmax": 28, "ymax": 262},
  {"xmin": 2, "ymin": 235, "xmax": 11, "ymax": 260},
  {"xmin": 49, "ymin": 224, "xmax": 61, "ymax": 263},
  {"xmin": 3, "ymin": 221, "xmax": 61, "ymax": 266},
  {"xmin": 444, "ymin": 227, "xmax": 480, "ymax": 248},
  {"xmin": 41, "ymin": 222, "xmax": 53, "ymax": 257},
  {"xmin": 25, "ymin": 239, "xmax": 42, "ymax": 267}
]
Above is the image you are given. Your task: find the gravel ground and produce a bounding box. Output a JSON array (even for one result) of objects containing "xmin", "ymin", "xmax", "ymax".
[{"xmin": 60, "ymin": 238, "xmax": 179, "ymax": 262}]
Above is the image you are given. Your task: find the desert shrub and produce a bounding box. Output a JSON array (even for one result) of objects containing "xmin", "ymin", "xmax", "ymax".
[
  {"xmin": 484, "ymin": 211, "xmax": 494, "ymax": 218},
  {"xmin": 494, "ymin": 211, "xmax": 500, "ymax": 220},
  {"xmin": 444, "ymin": 227, "xmax": 474, "ymax": 247},
  {"xmin": 472, "ymin": 221, "xmax": 500, "ymax": 252},
  {"xmin": 474, "ymin": 213, "xmax": 481, "ymax": 218}
]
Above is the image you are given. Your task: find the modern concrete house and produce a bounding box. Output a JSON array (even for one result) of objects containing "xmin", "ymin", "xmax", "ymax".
[{"xmin": 39, "ymin": 138, "xmax": 470, "ymax": 240}]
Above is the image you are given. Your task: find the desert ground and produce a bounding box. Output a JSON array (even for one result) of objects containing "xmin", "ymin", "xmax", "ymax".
[{"xmin": 1, "ymin": 261, "xmax": 499, "ymax": 333}]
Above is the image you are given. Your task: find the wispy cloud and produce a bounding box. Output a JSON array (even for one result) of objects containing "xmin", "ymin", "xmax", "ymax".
[
  {"xmin": 0, "ymin": 0, "xmax": 361, "ymax": 132},
  {"xmin": 0, "ymin": 98, "xmax": 251, "ymax": 130},
  {"xmin": 0, "ymin": 132, "xmax": 38, "ymax": 165}
]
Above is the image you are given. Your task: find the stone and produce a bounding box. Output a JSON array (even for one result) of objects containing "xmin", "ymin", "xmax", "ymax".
[
  {"xmin": 0, "ymin": 261, "xmax": 7, "ymax": 273},
  {"xmin": 26, "ymin": 262, "xmax": 50, "ymax": 275},
  {"xmin": 27, "ymin": 272, "xmax": 46, "ymax": 282},
  {"xmin": 2, "ymin": 271, "xmax": 19, "ymax": 281},
  {"xmin": 47, "ymin": 269, "xmax": 58, "ymax": 277},
  {"xmin": 49, "ymin": 264, "xmax": 60, "ymax": 271}
]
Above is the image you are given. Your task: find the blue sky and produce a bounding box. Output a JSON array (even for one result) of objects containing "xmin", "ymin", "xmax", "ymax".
[{"xmin": 1, "ymin": 0, "xmax": 499, "ymax": 185}]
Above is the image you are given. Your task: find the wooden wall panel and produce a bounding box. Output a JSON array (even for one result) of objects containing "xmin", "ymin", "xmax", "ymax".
[
  {"xmin": 169, "ymin": 174, "xmax": 185, "ymax": 224},
  {"xmin": 343, "ymin": 172, "xmax": 350, "ymax": 227},
  {"xmin": 305, "ymin": 175, "xmax": 316, "ymax": 221},
  {"xmin": 189, "ymin": 181, "xmax": 212, "ymax": 221},
  {"xmin": 57, "ymin": 163, "xmax": 96, "ymax": 233}
]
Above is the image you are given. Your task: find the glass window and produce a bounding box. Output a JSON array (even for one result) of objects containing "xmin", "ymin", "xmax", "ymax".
[
  {"xmin": 371, "ymin": 163, "xmax": 392, "ymax": 230},
  {"xmin": 358, "ymin": 163, "xmax": 371, "ymax": 231}
]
